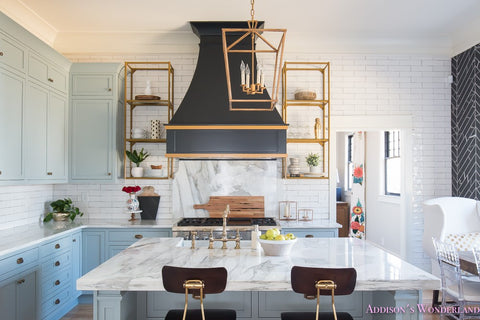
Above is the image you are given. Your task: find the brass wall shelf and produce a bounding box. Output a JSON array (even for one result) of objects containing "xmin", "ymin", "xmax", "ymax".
[
  {"xmin": 124, "ymin": 62, "xmax": 174, "ymax": 179},
  {"xmin": 281, "ymin": 62, "xmax": 330, "ymax": 179}
]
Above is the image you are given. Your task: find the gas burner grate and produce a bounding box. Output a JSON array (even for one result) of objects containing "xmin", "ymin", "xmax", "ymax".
[{"xmin": 177, "ymin": 217, "xmax": 277, "ymax": 227}]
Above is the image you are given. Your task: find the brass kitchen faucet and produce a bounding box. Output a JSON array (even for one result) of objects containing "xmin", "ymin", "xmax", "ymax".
[{"xmin": 208, "ymin": 205, "xmax": 241, "ymax": 249}]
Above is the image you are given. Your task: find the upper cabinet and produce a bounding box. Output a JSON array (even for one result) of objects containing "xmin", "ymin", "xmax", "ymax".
[
  {"xmin": 0, "ymin": 11, "xmax": 71, "ymax": 185},
  {"xmin": 69, "ymin": 63, "xmax": 123, "ymax": 183}
]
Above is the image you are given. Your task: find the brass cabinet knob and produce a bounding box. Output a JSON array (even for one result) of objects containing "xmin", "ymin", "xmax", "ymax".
[
  {"xmin": 0, "ymin": 52, "xmax": 4, "ymax": 56},
  {"xmin": 48, "ymin": 78, "xmax": 54, "ymax": 82},
  {"xmin": 55, "ymin": 299, "xmax": 60, "ymax": 305},
  {"xmin": 108, "ymin": 172, "xmax": 112, "ymax": 176},
  {"xmin": 16, "ymin": 257, "xmax": 24, "ymax": 264},
  {"xmin": 47, "ymin": 172, "xmax": 53, "ymax": 175},
  {"xmin": 0, "ymin": 170, "xmax": 2, "ymax": 175},
  {"xmin": 134, "ymin": 234, "xmax": 143, "ymax": 239},
  {"xmin": 54, "ymin": 261, "xmax": 60, "ymax": 267},
  {"xmin": 16, "ymin": 279, "xmax": 25, "ymax": 285},
  {"xmin": 108, "ymin": 88, "xmax": 112, "ymax": 91},
  {"xmin": 55, "ymin": 280, "xmax": 60, "ymax": 286},
  {"xmin": 72, "ymin": 238, "xmax": 77, "ymax": 242},
  {"xmin": 55, "ymin": 243, "xmax": 60, "ymax": 249}
]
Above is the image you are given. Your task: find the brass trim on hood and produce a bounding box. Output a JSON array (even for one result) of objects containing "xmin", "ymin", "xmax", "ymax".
[
  {"xmin": 165, "ymin": 125, "xmax": 288, "ymax": 130},
  {"xmin": 165, "ymin": 153, "xmax": 287, "ymax": 158}
]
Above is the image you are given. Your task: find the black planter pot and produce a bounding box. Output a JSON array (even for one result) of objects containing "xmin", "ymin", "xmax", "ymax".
[{"xmin": 138, "ymin": 196, "xmax": 160, "ymax": 220}]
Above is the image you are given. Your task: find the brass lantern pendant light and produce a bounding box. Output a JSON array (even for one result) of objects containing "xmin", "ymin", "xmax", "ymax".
[{"xmin": 222, "ymin": 0, "xmax": 286, "ymax": 111}]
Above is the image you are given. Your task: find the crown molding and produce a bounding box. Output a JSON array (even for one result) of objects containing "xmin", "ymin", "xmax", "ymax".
[{"xmin": 0, "ymin": 0, "xmax": 57, "ymax": 46}]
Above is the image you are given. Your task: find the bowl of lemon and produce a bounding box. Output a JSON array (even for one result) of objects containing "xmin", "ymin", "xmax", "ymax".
[{"xmin": 258, "ymin": 228, "xmax": 297, "ymax": 256}]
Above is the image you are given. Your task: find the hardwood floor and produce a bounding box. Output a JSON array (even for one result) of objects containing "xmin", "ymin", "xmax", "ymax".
[{"xmin": 61, "ymin": 291, "xmax": 441, "ymax": 320}]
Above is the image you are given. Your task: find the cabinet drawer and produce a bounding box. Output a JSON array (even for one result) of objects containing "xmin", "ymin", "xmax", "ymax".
[
  {"xmin": 40, "ymin": 235, "xmax": 72, "ymax": 257},
  {"xmin": 41, "ymin": 271, "xmax": 70, "ymax": 300},
  {"xmin": 0, "ymin": 247, "xmax": 38, "ymax": 277},
  {"xmin": 40, "ymin": 251, "xmax": 70, "ymax": 275},
  {"xmin": 48, "ymin": 66, "xmax": 67, "ymax": 92},
  {"xmin": 41, "ymin": 287, "xmax": 70, "ymax": 319},
  {"xmin": 108, "ymin": 229, "xmax": 170, "ymax": 242},
  {"xmin": 72, "ymin": 74, "xmax": 113, "ymax": 96},
  {"xmin": 28, "ymin": 54, "xmax": 67, "ymax": 93},
  {"xmin": 0, "ymin": 33, "xmax": 26, "ymax": 73}
]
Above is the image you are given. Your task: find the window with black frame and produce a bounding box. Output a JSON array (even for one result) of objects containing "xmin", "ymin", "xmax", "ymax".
[
  {"xmin": 347, "ymin": 134, "xmax": 353, "ymax": 191},
  {"xmin": 384, "ymin": 130, "xmax": 401, "ymax": 196}
]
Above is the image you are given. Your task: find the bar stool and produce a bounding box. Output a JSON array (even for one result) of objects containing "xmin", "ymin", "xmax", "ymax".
[
  {"xmin": 161, "ymin": 265, "xmax": 236, "ymax": 320},
  {"xmin": 281, "ymin": 266, "xmax": 357, "ymax": 320}
]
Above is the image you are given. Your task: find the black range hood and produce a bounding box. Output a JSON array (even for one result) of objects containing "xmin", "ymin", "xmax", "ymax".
[{"xmin": 165, "ymin": 21, "xmax": 287, "ymax": 159}]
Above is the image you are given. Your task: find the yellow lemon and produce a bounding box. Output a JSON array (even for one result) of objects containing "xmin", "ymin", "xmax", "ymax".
[{"xmin": 275, "ymin": 234, "xmax": 286, "ymax": 241}]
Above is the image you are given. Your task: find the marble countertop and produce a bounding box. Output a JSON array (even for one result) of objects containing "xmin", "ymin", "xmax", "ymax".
[
  {"xmin": 0, "ymin": 217, "xmax": 176, "ymax": 257},
  {"xmin": 77, "ymin": 237, "xmax": 439, "ymax": 292}
]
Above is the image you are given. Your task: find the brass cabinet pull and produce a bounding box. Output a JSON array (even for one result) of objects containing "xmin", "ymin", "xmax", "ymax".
[
  {"xmin": 55, "ymin": 243, "xmax": 60, "ymax": 249},
  {"xmin": 48, "ymin": 78, "xmax": 54, "ymax": 82},
  {"xmin": 305, "ymin": 234, "xmax": 314, "ymax": 238},
  {"xmin": 108, "ymin": 172, "xmax": 112, "ymax": 176},
  {"xmin": 134, "ymin": 234, "xmax": 143, "ymax": 239},
  {"xmin": 16, "ymin": 279, "xmax": 25, "ymax": 285},
  {"xmin": 0, "ymin": 52, "xmax": 4, "ymax": 56},
  {"xmin": 47, "ymin": 172, "xmax": 53, "ymax": 175},
  {"xmin": 55, "ymin": 280, "xmax": 60, "ymax": 286},
  {"xmin": 54, "ymin": 261, "xmax": 60, "ymax": 267},
  {"xmin": 55, "ymin": 299, "xmax": 60, "ymax": 305},
  {"xmin": 72, "ymin": 238, "xmax": 77, "ymax": 242},
  {"xmin": 16, "ymin": 257, "xmax": 24, "ymax": 264},
  {"xmin": 108, "ymin": 88, "xmax": 112, "ymax": 91},
  {"xmin": 0, "ymin": 170, "xmax": 2, "ymax": 175}
]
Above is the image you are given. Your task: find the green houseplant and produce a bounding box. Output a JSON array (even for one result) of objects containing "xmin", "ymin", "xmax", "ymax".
[
  {"xmin": 306, "ymin": 153, "xmax": 321, "ymax": 174},
  {"xmin": 43, "ymin": 198, "xmax": 83, "ymax": 222},
  {"xmin": 126, "ymin": 148, "xmax": 150, "ymax": 177}
]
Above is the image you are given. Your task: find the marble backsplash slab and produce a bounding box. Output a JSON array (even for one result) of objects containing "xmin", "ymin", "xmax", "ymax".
[{"xmin": 172, "ymin": 160, "xmax": 280, "ymax": 218}]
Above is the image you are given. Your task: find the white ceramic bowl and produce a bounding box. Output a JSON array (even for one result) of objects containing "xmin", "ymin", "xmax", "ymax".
[{"xmin": 258, "ymin": 238, "xmax": 297, "ymax": 256}]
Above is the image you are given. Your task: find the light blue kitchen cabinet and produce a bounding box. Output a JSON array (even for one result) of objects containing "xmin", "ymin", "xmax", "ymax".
[
  {"xmin": 70, "ymin": 231, "xmax": 82, "ymax": 300},
  {"xmin": 69, "ymin": 63, "xmax": 123, "ymax": 183},
  {"xmin": 0, "ymin": 269, "xmax": 37, "ymax": 320},
  {"xmin": 281, "ymin": 227, "xmax": 338, "ymax": 238},
  {"xmin": 106, "ymin": 228, "xmax": 172, "ymax": 259},
  {"xmin": 24, "ymin": 82, "xmax": 67, "ymax": 181},
  {"xmin": 82, "ymin": 230, "xmax": 106, "ymax": 276},
  {"xmin": 0, "ymin": 68, "xmax": 24, "ymax": 181},
  {"xmin": 28, "ymin": 53, "xmax": 68, "ymax": 94},
  {"xmin": 0, "ymin": 31, "xmax": 26, "ymax": 75}
]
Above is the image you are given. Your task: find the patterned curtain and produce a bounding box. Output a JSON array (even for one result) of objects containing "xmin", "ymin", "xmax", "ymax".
[{"xmin": 349, "ymin": 131, "xmax": 366, "ymax": 239}]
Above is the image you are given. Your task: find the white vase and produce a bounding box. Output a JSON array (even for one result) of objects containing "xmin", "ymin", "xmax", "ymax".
[
  {"xmin": 131, "ymin": 167, "xmax": 144, "ymax": 178},
  {"xmin": 309, "ymin": 166, "xmax": 321, "ymax": 174},
  {"xmin": 144, "ymin": 80, "xmax": 152, "ymax": 95}
]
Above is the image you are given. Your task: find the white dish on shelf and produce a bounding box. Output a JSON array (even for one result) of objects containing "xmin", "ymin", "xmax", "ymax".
[
  {"xmin": 149, "ymin": 169, "xmax": 164, "ymax": 178},
  {"xmin": 302, "ymin": 172, "xmax": 326, "ymax": 177}
]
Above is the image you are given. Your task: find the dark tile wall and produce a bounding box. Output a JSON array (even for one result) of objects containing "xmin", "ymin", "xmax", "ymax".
[{"xmin": 452, "ymin": 44, "xmax": 480, "ymax": 199}]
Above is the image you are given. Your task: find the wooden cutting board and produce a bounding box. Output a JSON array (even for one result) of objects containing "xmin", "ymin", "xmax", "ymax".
[{"xmin": 193, "ymin": 196, "xmax": 264, "ymax": 218}]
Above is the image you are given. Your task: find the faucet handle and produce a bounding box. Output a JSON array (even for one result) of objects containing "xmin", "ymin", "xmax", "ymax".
[{"xmin": 223, "ymin": 204, "xmax": 230, "ymax": 217}]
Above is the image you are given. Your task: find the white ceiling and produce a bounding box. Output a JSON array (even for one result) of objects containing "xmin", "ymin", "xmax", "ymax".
[{"xmin": 1, "ymin": 0, "xmax": 479, "ymax": 56}]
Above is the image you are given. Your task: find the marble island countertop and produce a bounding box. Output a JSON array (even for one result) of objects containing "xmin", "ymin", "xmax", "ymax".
[{"xmin": 77, "ymin": 237, "xmax": 439, "ymax": 292}]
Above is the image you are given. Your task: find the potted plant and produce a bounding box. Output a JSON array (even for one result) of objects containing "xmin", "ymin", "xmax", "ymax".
[
  {"xmin": 126, "ymin": 148, "xmax": 150, "ymax": 177},
  {"xmin": 306, "ymin": 153, "xmax": 321, "ymax": 174},
  {"xmin": 43, "ymin": 198, "xmax": 84, "ymax": 222}
]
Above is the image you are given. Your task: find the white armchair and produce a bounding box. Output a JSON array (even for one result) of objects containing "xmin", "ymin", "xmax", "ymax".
[{"xmin": 423, "ymin": 197, "xmax": 480, "ymax": 261}]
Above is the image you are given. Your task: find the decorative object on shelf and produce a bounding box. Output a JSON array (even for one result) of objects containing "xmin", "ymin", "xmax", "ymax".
[
  {"xmin": 126, "ymin": 148, "xmax": 150, "ymax": 178},
  {"xmin": 43, "ymin": 198, "xmax": 84, "ymax": 222},
  {"xmin": 137, "ymin": 186, "xmax": 160, "ymax": 220},
  {"xmin": 122, "ymin": 185, "xmax": 142, "ymax": 221},
  {"xmin": 222, "ymin": 0, "xmax": 286, "ymax": 111},
  {"xmin": 298, "ymin": 208, "xmax": 313, "ymax": 221},
  {"xmin": 150, "ymin": 120, "xmax": 163, "ymax": 139},
  {"xmin": 314, "ymin": 118, "xmax": 321, "ymax": 139},
  {"xmin": 149, "ymin": 164, "xmax": 164, "ymax": 178},
  {"xmin": 287, "ymin": 158, "xmax": 301, "ymax": 177},
  {"xmin": 131, "ymin": 128, "xmax": 146, "ymax": 139},
  {"xmin": 306, "ymin": 152, "xmax": 321, "ymax": 174},
  {"xmin": 135, "ymin": 95, "xmax": 161, "ymax": 100},
  {"xmin": 294, "ymin": 89, "xmax": 316, "ymax": 100},
  {"xmin": 144, "ymin": 80, "xmax": 152, "ymax": 95},
  {"xmin": 279, "ymin": 201, "xmax": 297, "ymax": 221}
]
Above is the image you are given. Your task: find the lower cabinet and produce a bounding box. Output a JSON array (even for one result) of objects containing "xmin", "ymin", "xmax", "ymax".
[
  {"xmin": 282, "ymin": 227, "xmax": 338, "ymax": 238},
  {"xmin": 0, "ymin": 269, "xmax": 37, "ymax": 320}
]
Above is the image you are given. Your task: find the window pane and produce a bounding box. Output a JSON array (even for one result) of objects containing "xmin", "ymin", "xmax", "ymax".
[{"xmin": 386, "ymin": 157, "xmax": 401, "ymax": 194}]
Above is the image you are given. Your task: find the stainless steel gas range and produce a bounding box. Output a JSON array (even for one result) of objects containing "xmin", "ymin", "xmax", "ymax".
[{"xmin": 172, "ymin": 217, "xmax": 280, "ymax": 240}]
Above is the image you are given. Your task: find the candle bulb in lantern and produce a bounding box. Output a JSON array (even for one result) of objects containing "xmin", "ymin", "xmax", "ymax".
[
  {"xmin": 240, "ymin": 61, "xmax": 246, "ymax": 85},
  {"xmin": 260, "ymin": 71, "xmax": 265, "ymax": 87},
  {"xmin": 245, "ymin": 64, "xmax": 250, "ymax": 87},
  {"xmin": 256, "ymin": 63, "xmax": 261, "ymax": 84}
]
